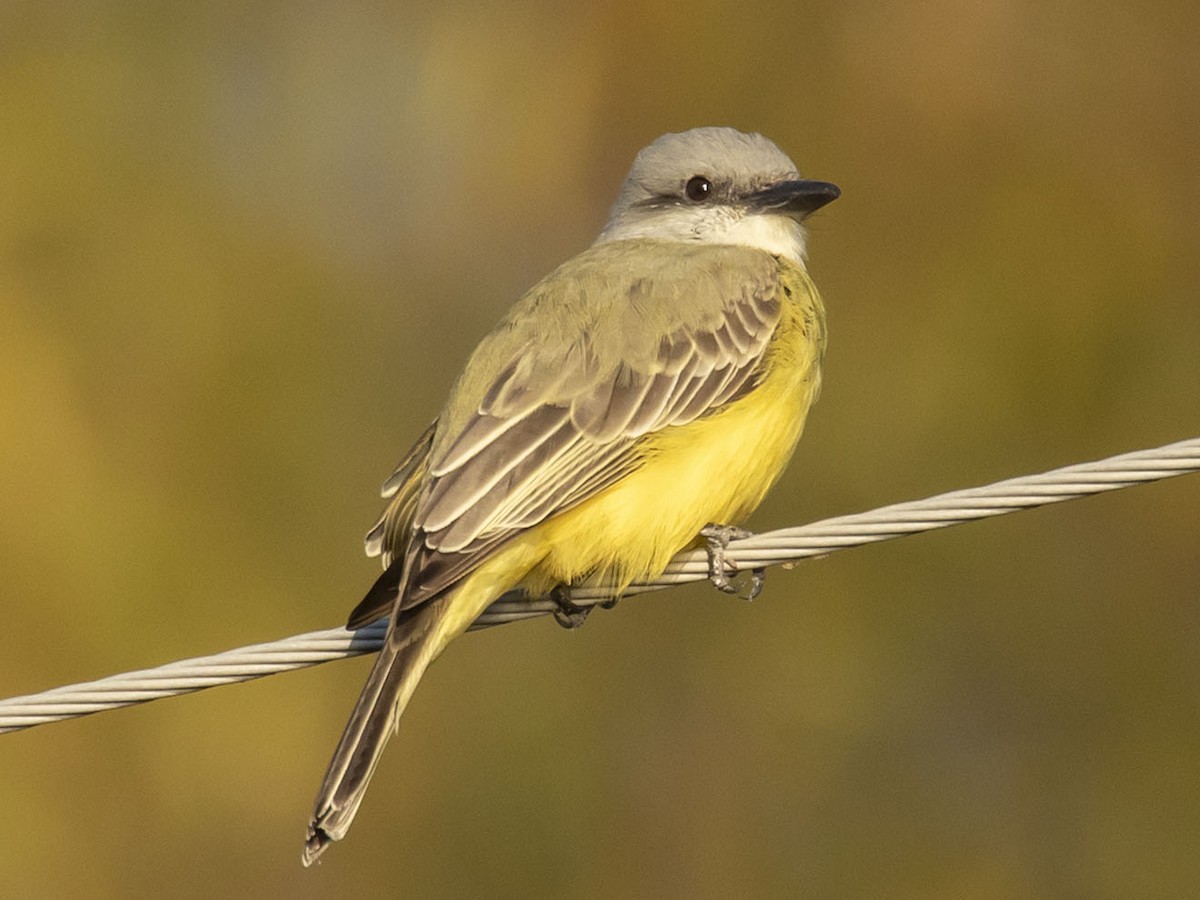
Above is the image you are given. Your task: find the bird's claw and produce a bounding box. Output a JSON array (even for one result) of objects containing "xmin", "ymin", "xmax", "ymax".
[
  {"xmin": 701, "ymin": 523, "xmax": 766, "ymax": 601},
  {"xmin": 550, "ymin": 585, "xmax": 592, "ymax": 629}
]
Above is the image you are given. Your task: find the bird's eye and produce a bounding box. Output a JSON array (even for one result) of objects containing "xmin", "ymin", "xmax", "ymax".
[{"xmin": 684, "ymin": 175, "xmax": 712, "ymax": 202}]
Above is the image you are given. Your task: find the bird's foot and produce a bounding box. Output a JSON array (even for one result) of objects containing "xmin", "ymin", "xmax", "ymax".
[
  {"xmin": 700, "ymin": 523, "xmax": 765, "ymax": 601},
  {"xmin": 550, "ymin": 585, "xmax": 592, "ymax": 629}
]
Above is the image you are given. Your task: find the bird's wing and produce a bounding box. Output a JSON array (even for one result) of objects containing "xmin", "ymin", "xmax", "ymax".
[
  {"xmin": 364, "ymin": 419, "xmax": 437, "ymax": 560},
  {"xmin": 375, "ymin": 242, "xmax": 785, "ymax": 613}
]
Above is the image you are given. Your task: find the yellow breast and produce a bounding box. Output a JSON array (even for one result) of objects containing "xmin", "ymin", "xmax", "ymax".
[{"xmin": 522, "ymin": 261, "xmax": 826, "ymax": 596}]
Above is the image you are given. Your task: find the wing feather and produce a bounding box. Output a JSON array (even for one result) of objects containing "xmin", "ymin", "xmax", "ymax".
[
  {"xmin": 421, "ymin": 405, "xmax": 572, "ymax": 532},
  {"xmin": 370, "ymin": 242, "xmax": 788, "ymax": 610},
  {"xmin": 434, "ymin": 404, "xmax": 544, "ymax": 476},
  {"xmin": 624, "ymin": 369, "xmax": 683, "ymax": 436},
  {"xmin": 379, "ymin": 420, "xmax": 437, "ymax": 500},
  {"xmin": 428, "ymin": 417, "xmax": 579, "ymax": 551},
  {"xmin": 570, "ymin": 363, "xmax": 657, "ymax": 443},
  {"xmin": 366, "ymin": 421, "xmax": 436, "ymax": 561}
]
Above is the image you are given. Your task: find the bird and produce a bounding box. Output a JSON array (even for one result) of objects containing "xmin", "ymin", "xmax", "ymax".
[{"xmin": 303, "ymin": 126, "xmax": 839, "ymax": 865}]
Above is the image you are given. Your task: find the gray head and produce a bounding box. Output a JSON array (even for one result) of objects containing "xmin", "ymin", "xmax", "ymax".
[{"xmin": 596, "ymin": 127, "xmax": 838, "ymax": 264}]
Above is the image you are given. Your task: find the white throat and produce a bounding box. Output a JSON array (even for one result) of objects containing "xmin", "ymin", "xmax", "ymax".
[
  {"xmin": 719, "ymin": 214, "xmax": 808, "ymax": 264},
  {"xmin": 596, "ymin": 209, "xmax": 808, "ymax": 266}
]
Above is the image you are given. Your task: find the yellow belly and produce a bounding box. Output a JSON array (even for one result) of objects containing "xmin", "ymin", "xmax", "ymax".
[{"xmin": 521, "ymin": 268, "xmax": 825, "ymax": 596}]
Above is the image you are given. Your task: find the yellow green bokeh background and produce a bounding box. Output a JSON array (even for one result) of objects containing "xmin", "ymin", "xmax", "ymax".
[{"xmin": 2, "ymin": 3, "xmax": 1199, "ymax": 897}]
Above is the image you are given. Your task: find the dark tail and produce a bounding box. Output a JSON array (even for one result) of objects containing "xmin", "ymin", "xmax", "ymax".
[{"xmin": 302, "ymin": 600, "xmax": 450, "ymax": 866}]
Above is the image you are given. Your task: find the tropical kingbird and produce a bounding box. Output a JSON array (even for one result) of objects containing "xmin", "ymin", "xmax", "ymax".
[{"xmin": 303, "ymin": 126, "xmax": 839, "ymax": 864}]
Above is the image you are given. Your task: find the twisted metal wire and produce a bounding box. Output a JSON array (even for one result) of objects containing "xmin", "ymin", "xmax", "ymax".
[{"xmin": 2, "ymin": 436, "xmax": 1197, "ymax": 734}]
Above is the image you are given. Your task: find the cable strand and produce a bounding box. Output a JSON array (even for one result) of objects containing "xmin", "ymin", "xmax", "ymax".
[{"xmin": 2, "ymin": 436, "xmax": 1197, "ymax": 734}]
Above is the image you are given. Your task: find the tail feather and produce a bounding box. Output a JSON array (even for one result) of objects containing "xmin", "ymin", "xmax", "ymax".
[
  {"xmin": 305, "ymin": 539, "xmax": 541, "ymax": 864},
  {"xmin": 303, "ymin": 599, "xmax": 450, "ymax": 866}
]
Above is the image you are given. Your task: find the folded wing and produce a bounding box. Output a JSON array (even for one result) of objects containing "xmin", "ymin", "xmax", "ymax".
[{"xmin": 359, "ymin": 243, "xmax": 785, "ymax": 620}]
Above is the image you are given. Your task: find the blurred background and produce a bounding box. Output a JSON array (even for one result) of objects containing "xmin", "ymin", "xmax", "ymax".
[{"xmin": 2, "ymin": 1, "xmax": 1198, "ymax": 896}]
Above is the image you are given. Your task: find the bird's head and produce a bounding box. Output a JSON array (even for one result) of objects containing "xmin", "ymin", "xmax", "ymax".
[{"xmin": 596, "ymin": 127, "xmax": 839, "ymax": 266}]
